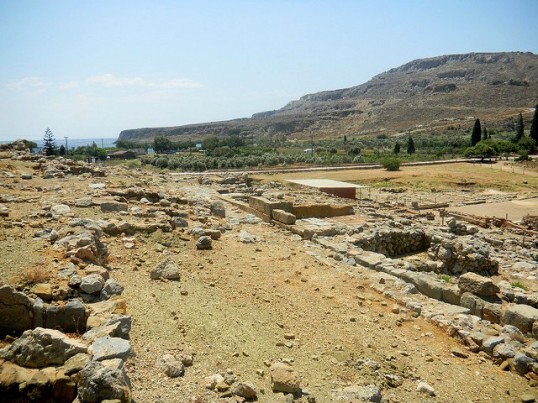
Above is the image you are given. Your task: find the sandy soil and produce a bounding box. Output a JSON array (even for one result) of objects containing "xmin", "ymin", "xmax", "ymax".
[{"xmin": 449, "ymin": 198, "xmax": 538, "ymax": 222}]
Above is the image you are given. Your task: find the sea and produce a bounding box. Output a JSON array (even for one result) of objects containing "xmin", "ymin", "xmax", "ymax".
[{"xmin": 0, "ymin": 137, "xmax": 117, "ymax": 150}]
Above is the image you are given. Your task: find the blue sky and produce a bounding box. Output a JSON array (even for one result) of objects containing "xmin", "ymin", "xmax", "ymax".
[{"xmin": 1, "ymin": 0, "xmax": 537, "ymax": 141}]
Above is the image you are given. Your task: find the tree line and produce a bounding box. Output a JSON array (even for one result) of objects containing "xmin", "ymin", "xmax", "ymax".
[{"xmin": 466, "ymin": 105, "xmax": 538, "ymax": 160}]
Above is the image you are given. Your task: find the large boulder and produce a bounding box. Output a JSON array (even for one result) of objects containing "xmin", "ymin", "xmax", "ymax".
[
  {"xmin": 90, "ymin": 336, "xmax": 131, "ymax": 361},
  {"xmin": 210, "ymin": 201, "xmax": 226, "ymax": 218},
  {"xmin": 0, "ymin": 285, "xmax": 34, "ymax": 334},
  {"xmin": 77, "ymin": 359, "xmax": 131, "ymax": 403},
  {"xmin": 0, "ymin": 327, "xmax": 87, "ymax": 367},
  {"xmin": 80, "ymin": 274, "xmax": 106, "ymax": 295}
]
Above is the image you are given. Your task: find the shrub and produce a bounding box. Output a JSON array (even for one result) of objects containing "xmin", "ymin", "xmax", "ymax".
[
  {"xmin": 511, "ymin": 281, "xmax": 527, "ymax": 290},
  {"xmin": 381, "ymin": 158, "xmax": 401, "ymax": 171},
  {"xmin": 515, "ymin": 151, "xmax": 529, "ymax": 161},
  {"xmin": 125, "ymin": 159, "xmax": 141, "ymax": 169},
  {"xmin": 155, "ymin": 157, "xmax": 169, "ymax": 168},
  {"xmin": 18, "ymin": 266, "xmax": 51, "ymax": 285}
]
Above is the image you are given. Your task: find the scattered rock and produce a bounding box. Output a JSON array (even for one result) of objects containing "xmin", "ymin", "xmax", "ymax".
[
  {"xmin": 196, "ymin": 235, "xmax": 212, "ymax": 250},
  {"xmin": 270, "ymin": 362, "xmax": 301, "ymax": 394},
  {"xmin": 416, "ymin": 381, "xmax": 436, "ymax": 396},
  {"xmin": 231, "ymin": 382, "xmax": 257, "ymax": 399},
  {"xmin": 75, "ymin": 197, "xmax": 93, "ymax": 207},
  {"xmin": 333, "ymin": 384, "xmax": 382, "ymax": 402},
  {"xmin": 156, "ymin": 354, "xmax": 185, "ymax": 378},
  {"xmin": 150, "ymin": 258, "xmax": 180, "ymax": 280},
  {"xmin": 100, "ymin": 202, "xmax": 128, "ymax": 213}
]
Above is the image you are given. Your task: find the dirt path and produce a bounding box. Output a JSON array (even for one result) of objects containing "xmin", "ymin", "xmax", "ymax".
[{"xmin": 110, "ymin": 205, "xmax": 533, "ymax": 402}]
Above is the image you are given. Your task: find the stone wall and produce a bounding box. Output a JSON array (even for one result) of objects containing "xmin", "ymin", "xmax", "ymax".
[{"xmin": 350, "ymin": 226, "xmax": 430, "ymax": 257}]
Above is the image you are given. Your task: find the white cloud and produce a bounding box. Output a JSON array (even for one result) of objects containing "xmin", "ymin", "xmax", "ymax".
[
  {"xmin": 7, "ymin": 77, "xmax": 52, "ymax": 90},
  {"xmin": 59, "ymin": 80, "xmax": 80, "ymax": 89},
  {"xmin": 86, "ymin": 74, "xmax": 202, "ymax": 89},
  {"xmin": 159, "ymin": 78, "xmax": 203, "ymax": 89},
  {"xmin": 86, "ymin": 73, "xmax": 146, "ymax": 87}
]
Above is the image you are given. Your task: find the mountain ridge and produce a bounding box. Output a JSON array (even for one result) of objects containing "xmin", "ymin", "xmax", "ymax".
[{"xmin": 118, "ymin": 52, "xmax": 538, "ymax": 142}]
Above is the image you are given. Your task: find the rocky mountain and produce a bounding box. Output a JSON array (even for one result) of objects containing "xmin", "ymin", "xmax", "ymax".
[{"xmin": 118, "ymin": 52, "xmax": 538, "ymax": 143}]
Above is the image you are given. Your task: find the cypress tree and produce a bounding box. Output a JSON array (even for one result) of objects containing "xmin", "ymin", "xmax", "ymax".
[
  {"xmin": 43, "ymin": 128, "xmax": 56, "ymax": 156},
  {"xmin": 515, "ymin": 112, "xmax": 524, "ymax": 142},
  {"xmin": 406, "ymin": 137, "xmax": 416, "ymax": 154},
  {"xmin": 471, "ymin": 119, "xmax": 481, "ymax": 146},
  {"xmin": 530, "ymin": 104, "xmax": 538, "ymax": 143},
  {"xmin": 393, "ymin": 142, "xmax": 401, "ymax": 154},
  {"xmin": 482, "ymin": 126, "xmax": 488, "ymax": 141}
]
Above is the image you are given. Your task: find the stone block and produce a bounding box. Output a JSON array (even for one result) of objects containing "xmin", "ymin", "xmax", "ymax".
[
  {"xmin": 292, "ymin": 203, "xmax": 353, "ymax": 219},
  {"xmin": 460, "ymin": 292, "xmax": 486, "ymax": 317},
  {"xmin": 441, "ymin": 285, "xmax": 461, "ymax": 305},
  {"xmin": 249, "ymin": 196, "xmax": 293, "ymax": 217},
  {"xmin": 414, "ymin": 275, "xmax": 443, "ymax": 301},
  {"xmin": 502, "ymin": 304, "xmax": 538, "ymax": 334},
  {"xmin": 354, "ymin": 251, "xmax": 386, "ymax": 269},
  {"xmin": 458, "ymin": 272, "xmax": 499, "ymax": 297},
  {"xmin": 272, "ymin": 209, "xmax": 296, "ymax": 225}
]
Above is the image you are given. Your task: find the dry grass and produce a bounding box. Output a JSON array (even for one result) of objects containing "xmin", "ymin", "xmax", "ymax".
[{"xmin": 16, "ymin": 266, "xmax": 51, "ymax": 286}]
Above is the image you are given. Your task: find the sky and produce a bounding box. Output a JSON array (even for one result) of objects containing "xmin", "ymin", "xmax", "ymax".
[{"xmin": 1, "ymin": 0, "xmax": 537, "ymax": 141}]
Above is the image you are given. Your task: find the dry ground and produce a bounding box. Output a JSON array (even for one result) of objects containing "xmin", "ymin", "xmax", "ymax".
[
  {"xmin": 1, "ymin": 158, "xmax": 537, "ymax": 402},
  {"xmin": 251, "ymin": 161, "xmax": 538, "ymax": 193}
]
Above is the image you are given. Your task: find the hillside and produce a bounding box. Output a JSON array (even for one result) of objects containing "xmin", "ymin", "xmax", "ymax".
[{"xmin": 118, "ymin": 52, "xmax": 538, "ymax": 143}]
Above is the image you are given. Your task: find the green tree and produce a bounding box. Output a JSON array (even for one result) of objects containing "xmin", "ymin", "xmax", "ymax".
[
  {"xmin": 515, "ymin": 112, "xmax": 524, "ymax": 142},
  {"xmin": 406, "ymin": 137, "xmax": 416, "ymax": 154},
  {"xmin": 471, "ymin": 119, "xmax": 482, "ymax": 146},
  {"xmin": 482, "ymin": 126, "xmax": 488, "ymax": 141},
  {"xmin": 517, "ymin": 136, "xmax": 537, "ymax": 154},
  {"xmin": 202, "ymin": 136, "xmax": 221, "ymax": 151},
  {"xmin": 530, "ymin": 104, "xmax": 538, "ymax": 143},
  {"xmin": 43, "ymin": 128, "xmax": 56, "ymax": 156},
  {"xmin": 393, "ymin": 142, "xmax": 401, "ymax": 154},
  {"xmin": 463, "ymin": 142, "xmax": 496, "ymax": 161},
  {"xmin": 59, "ymin": 145, "xmax": 66, "ymax": 156},
  {"xmin": 153, "ymin": 136, "xmax": 173, "ymax": 153}
]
